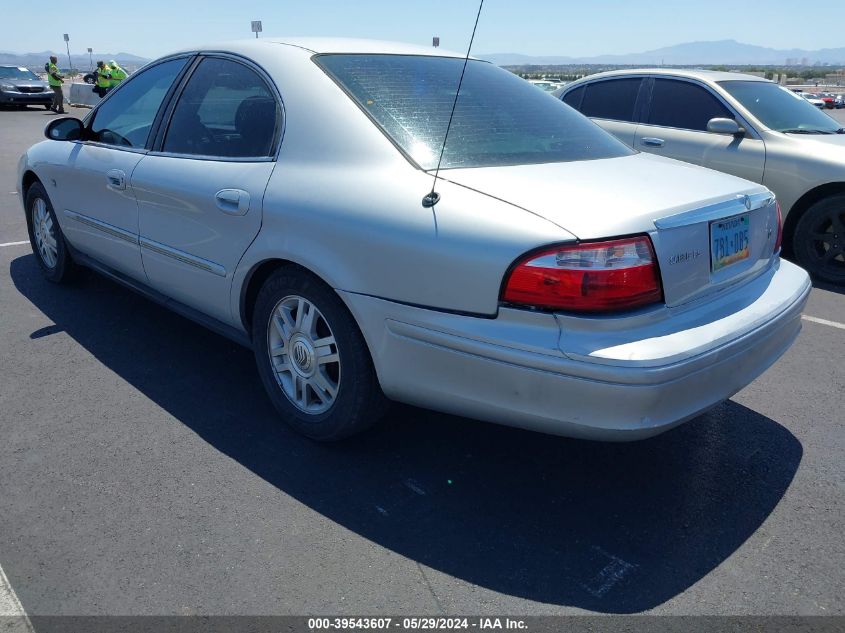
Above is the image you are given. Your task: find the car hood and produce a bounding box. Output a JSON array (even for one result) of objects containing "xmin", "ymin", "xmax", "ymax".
[
  {"xmin": 783, "ymin": 132, "xmax": 845, "ymax": 149},
  {"xmin": 438, "ymin": 152, "xmax": 767, "ymax": 239},
  {"xmin": 2, "ymin": 79, "xmax": 48, "ymax": 88}
]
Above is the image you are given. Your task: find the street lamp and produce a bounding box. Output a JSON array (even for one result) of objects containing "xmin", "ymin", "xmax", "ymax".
[{"xmin": 63, "ymin": 34, "xmax": 72, "ymax": 75}]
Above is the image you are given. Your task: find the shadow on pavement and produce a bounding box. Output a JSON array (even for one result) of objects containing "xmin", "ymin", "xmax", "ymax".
[
  {"xmin": 11, "ymin": 254, "xmax": 803, "ymax": 613},
  {"xmin": 811, "ymin": 279, "xmax": 844, "ymax": 296}
]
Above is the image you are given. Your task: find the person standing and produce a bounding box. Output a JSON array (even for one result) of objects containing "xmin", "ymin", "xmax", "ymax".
[
  {"xmin": 94, "ymin": 61, "xmax": 111, "ymax": 98},
  {"xmin": 108, "ymin": 60, "xmax": 127, "ymax": 88},
  {"xmin": 46, "ymin": 55, "xmax": 65, "ymax": 113}
]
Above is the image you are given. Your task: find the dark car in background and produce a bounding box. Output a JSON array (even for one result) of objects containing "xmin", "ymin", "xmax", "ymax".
[{"xmin": 0, "ymin": 65, "xmax": 52, "ymax": 109}]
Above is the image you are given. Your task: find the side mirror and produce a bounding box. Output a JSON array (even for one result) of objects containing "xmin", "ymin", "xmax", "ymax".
[
  {"xmin": 707, "ymin": 117, "xmax": 745, "ymax": 136},
  {"xmin": 45, "ymin": 117, "xmax": 84, "ymax": 142}
]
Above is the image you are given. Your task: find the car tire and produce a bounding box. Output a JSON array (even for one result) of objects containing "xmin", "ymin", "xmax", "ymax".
[
  {"xmin": 25, "ymin": 182, "xmax": 76, "ymax": 283},
  {"xmin": 252, "ymin": 267, "xmax": 389, "ymax": 441},
  {"xmin": 792, "ymin": 194, "xmax": 845, "ymax": 284}
]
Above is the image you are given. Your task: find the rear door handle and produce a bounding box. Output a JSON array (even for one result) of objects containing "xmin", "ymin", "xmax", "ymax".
[
  {"xmin": 106, "ymin": 169, "xmax": 126, "ymax": 190},
  {"xmin": 215, "ymin": 189, "xmax": 250, "ymax": 216},
  {"xmin": 641, "ymin": 137, "xmax": 665, "ymax": 148}
]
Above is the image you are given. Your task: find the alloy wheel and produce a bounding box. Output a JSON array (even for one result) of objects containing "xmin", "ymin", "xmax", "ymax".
[
  {"xmin": 266, "ymin": 295, "xmax": 341, "ymax": 415},
  {"xmin": 31, "ymin": 197, "xmax": 58, "ymax": 269},
  {"xmin": 806, "ymin": 207, "xmax": 845, "ymax": 278}
]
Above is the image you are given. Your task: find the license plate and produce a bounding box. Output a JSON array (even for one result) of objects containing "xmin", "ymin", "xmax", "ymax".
[{"xmin": 711, "ymin": 213, "xmax": 750, "ymax": 272}]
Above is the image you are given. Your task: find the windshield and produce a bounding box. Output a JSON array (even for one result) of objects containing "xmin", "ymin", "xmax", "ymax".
[
  {"xmin": 719, "ymin": 80, "xmax": 841, "ymax": 133},
  {"xmin": 316, "ymin": 54, "xmax": 633, "ymax": 169},
  {"xmin": 0, "ymin": 67, "xmax": 39, "ymax": 80}
]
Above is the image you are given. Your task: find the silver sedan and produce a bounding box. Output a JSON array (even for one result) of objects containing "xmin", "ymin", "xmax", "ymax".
[{"xmin": 18, "ymin": 39, "xmax": 810, "ymax": 441}]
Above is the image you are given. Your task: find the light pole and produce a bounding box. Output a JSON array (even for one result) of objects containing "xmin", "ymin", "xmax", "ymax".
[
  {"xmin": 63, "ymin": 34, "xmax": 72, "ymax": 75},
  {"xmin": 87, "ymin": 47, "xmax": 93, "ymax": 71}
]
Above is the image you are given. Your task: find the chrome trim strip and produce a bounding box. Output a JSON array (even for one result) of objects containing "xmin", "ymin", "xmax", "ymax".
[
  {"xmin": 63, "ymin": 209, "xmax": 139, "ymax": 244},
  {"xmin": 139, "ymin": 237, "xmax": 226, "ymax": 277},
  {"xmin": 653, "ymin": 192, "xmax": 775, "ymax": 230}
]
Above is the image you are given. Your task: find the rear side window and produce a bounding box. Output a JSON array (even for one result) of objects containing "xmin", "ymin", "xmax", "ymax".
[
  {"xmin": 579, "ymin": 79, "xmax": 642, "ymax": 122},
  {"xmin": 562, "ymin": 86, "xmax": 584, "ymax": 109},
  {"xmin": 316, "ymin": 54, "xmax": 633, "ymax": 170},
  {"xmin": 648, "ymin": 79, "xmax": 732, "ymax": 131},
  {"xmin": 163, "ymin": 57, "xmax": 279, "ymax": 158},
  {"xmin": 89, "ymin": 58, "xmax": 187, "ymax": 148}
]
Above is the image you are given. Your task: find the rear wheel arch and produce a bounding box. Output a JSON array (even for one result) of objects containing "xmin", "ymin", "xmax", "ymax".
[
  {"xmin": 240, "ymin": 259, "xmax": 350, "ymax": 341},
  {"xmin": 784, "ymin": 182, "xmax": 845, "ymax": 257}
]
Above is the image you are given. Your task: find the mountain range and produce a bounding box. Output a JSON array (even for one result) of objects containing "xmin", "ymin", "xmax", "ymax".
[
  {"xmin": 0, "ymin": 51, "xmax": 150, "ymax": 69},
  {"xmin": 4, "ymin": 40, "xmax": 845, "ymax": 70},
  {"xmin": 481, "ymin": 40, "xmax": 845, "ymax": 66}
]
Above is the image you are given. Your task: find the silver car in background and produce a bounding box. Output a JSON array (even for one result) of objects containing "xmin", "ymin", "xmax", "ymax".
[
  {"xmin": 0, "ymin": 65, "xmax": 53, "ymax": 110},
  {"xmin": 19, "ymin": 39, "xmax": 810, "ymax": 442},
  {"xmin": 556, "ymin": 70, "xmax": 845, "ymax": 283}
]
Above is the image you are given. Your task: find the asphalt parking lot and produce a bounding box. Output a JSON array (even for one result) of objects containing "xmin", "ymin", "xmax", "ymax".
[{"xmin": 0, "ymin": 104, "xmax": 843, "ymax": 618}]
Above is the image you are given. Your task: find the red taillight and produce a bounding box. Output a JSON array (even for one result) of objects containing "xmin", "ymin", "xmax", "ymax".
[
  {"xmin": 502, "ymin": 236, "xmax": 663, "ymax": 312},
  {"xmin": 774, "ymin": 201, "xmax": 783, "ymax": 254}
]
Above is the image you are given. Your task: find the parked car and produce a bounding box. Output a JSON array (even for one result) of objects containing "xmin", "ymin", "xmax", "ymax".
[
  {"xmin": 556, "ymin": 69, "xmax": 845, "ymax": 283},
  {"xmin": 0, "ymin": 65, "xmax": 52, "ymax": 109},
  {"xmin": 802, "ymin": 93, "xmax": 826, "ymax": 108},
  {"xmin": 19, "ymin": 40, "xmax": 810, "ymax": 442},
  {"xmin": 528, "ymin": 79, "xmax": 557, "ymax": 91},
  {"xmin": 818, "ymin": 93, "xmax": 836, "ymax": 109}
]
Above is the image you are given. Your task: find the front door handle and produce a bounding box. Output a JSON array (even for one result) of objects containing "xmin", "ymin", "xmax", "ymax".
[
  {"xmin": 641, "ymin": 137, "xmax": 665, "ymax": 148},
  {"xmin": 106, "ymin": 169, "xmax": 126, "ymax": 190},
  {"xmin": 215, "ymin": 189, "xmax": 251, "ymax": 216}
]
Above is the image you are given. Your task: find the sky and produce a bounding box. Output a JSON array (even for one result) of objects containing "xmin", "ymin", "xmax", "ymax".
[{"xmin": 5, "ymin": 0, "xmax": 844, "ymax": 59}]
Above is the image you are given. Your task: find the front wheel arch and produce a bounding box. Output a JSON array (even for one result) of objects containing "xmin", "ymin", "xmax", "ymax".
[{"xmin": 21, "ymin": 170, "xmax": 41, "ymax": 202}]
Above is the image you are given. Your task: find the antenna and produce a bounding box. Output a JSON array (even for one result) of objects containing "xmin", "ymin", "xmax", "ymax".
[{"xmin": 422, "ymin": 0, "xmax": 485, "ymax": 208}]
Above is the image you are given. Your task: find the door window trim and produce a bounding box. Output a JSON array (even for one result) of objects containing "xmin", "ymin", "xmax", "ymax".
[
  {"xmin": 79, "ymin": 53, "xmax": 198, "ymax": 154},
  {"xmin": 148, "ymin": 52, "xmax": 285, "ymax": 163}
]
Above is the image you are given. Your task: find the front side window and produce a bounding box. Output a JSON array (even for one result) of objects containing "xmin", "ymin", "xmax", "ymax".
[
  {"xmin": 162, "ymin": 57, "xmax": 278, "ymax": 158},
  {"xmin": 316, "ymin": 54, "xmax": 633, "ymax": 170},
  {"xmin": 579, "ymin": 79, "xmax": 642, "ymax": 122},
  {"xmin": 648, "ymin": 79, "xmax": 732, "ymax": 131},
  {"xmin": 718, "ymin": 80, "xmax": 841, "ymax": 134},
  {"xmin": 88, "ymin": 58, "xmax": 188, "ymax": 148}
]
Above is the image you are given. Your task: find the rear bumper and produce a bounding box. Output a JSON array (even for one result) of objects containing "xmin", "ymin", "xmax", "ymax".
[{"xmin": 342, "ymin": 259, "xmax": 811, "ymax": 441}]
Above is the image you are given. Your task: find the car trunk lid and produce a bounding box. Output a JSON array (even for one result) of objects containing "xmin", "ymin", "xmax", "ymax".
[{"xmin": 439, "ymin": 152, "xmax": 779, "ymax": 307}]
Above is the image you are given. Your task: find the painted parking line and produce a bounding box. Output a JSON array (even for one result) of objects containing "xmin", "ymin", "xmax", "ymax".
[
  {"xmin": 0, "ymin": 563, "xmax": 33, "ymax": 632},
  {"xmin": 802, "ymin": 315, "xmax": 845, "ymax": 331},
  {"xmin": 0, "ymin": 241, "xmax": 29, "ymax": 248}
]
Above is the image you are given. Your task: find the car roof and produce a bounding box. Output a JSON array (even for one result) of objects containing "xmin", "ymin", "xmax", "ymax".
[
  {"xmin": 172, "ymin": 37, "xmax": 471, "ymax": 60},
  {"xmin": 567, "ymin": 68, "xmax": 771, "ymax": 85}
]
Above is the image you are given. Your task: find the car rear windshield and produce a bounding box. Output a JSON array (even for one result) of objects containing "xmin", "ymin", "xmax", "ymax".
[
  {"xmin": 718, "ymin": 80, "xmax": 841, "ymax": 133},
  {"xmin": 0, "ymin": 67, "xmax": 39, "ymax": 80},
  {"xmin": 316, "ymin": 54, "xmax": 633, "ymax": 169}
]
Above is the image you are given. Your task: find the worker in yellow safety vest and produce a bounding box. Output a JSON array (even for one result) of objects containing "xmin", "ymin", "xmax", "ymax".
[
  {"xmin": 108, "ymin": 60, "xmax": 127, "ymax": 88},
  {"xmin": 46, "ymin": 55, "xmax": 65, "ymax": 114},
  {"xmin": 94, "ymin": 61, "xmax": 111, "ymax": 98}
]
